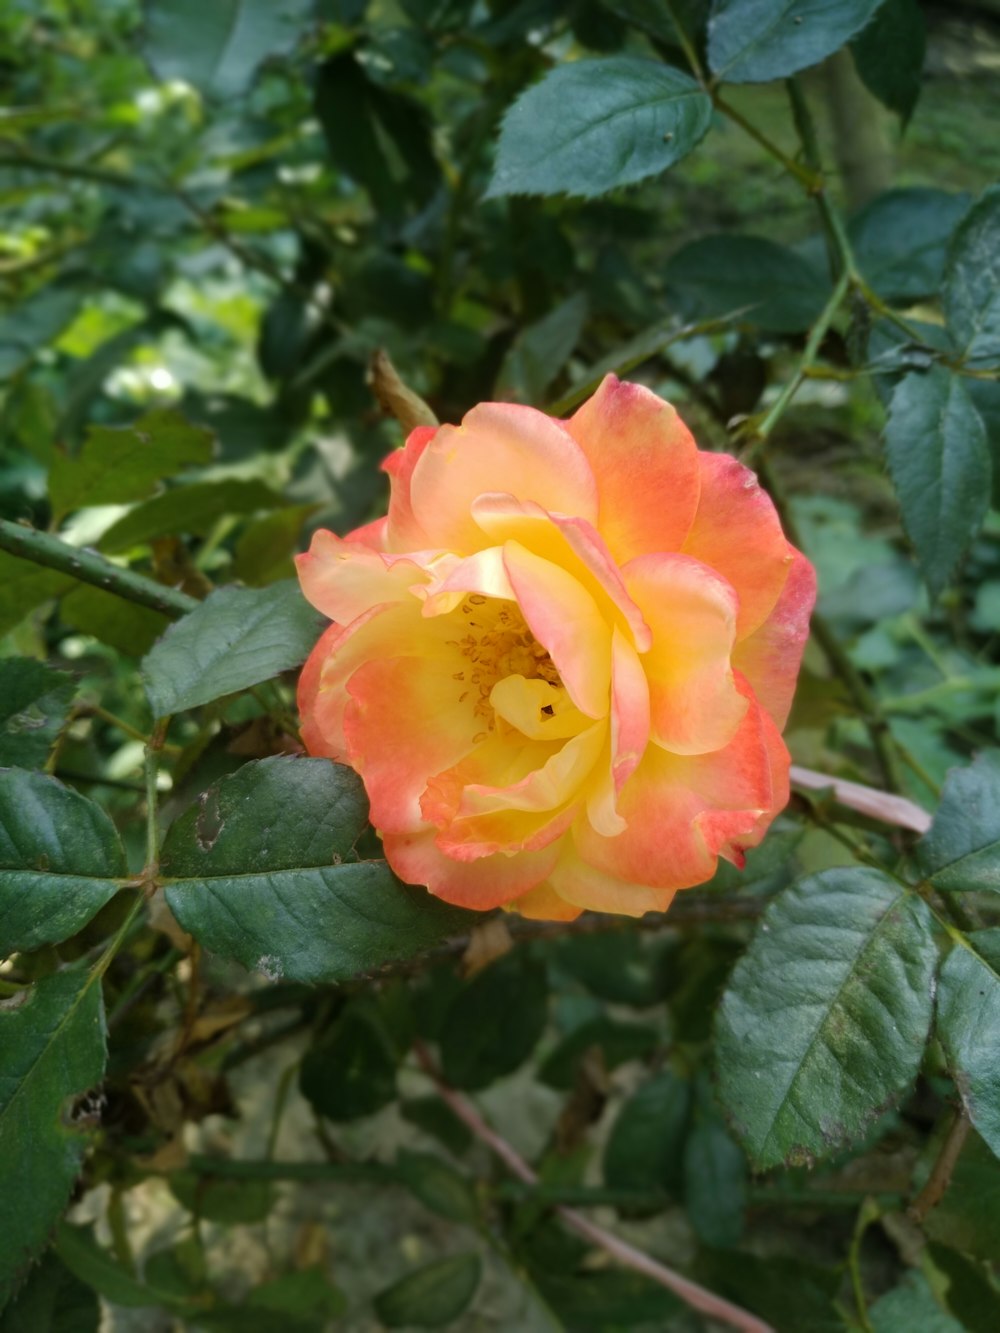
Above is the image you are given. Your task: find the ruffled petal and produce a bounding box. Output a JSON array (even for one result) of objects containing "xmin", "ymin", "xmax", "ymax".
[
  {"xmin": 572, "ymin": 688, "xmax": 783, "ymax": 891},
  {"xmin": 297, "ymin": 623, "xmax": 347, "ymax": 759},
  {"xmin": 585, "ymin": 629, "xmax": 650, "ymax": 837},
  {"xmin": 564, "ymin": 375, "xmax": 701, "ymax": 565},
  {"xmin": 383, "ymin": 829, "xmax": 559, "ymax": 911},
  {"xmin": 732, "ymin": 550, "xmax": 816, "ymax": 730},
  {"xmin": 548, "ymin": 840, "xmax": 676, "ymax": 917},
  {"xmin": 680, "ymin": 452, "xmax": 795, "ymax": 639},
  {"xmin": 295, "ymin": 529, "xmax": 435, "ymax": 624},
  {"xmin": 503, "ymin": 541, "xmax": 611, "ymax": 720},
  {"xmin": 403, "ymin": 403, "xmax": 598, "ymax": 555},
  {"xmin": 384, "ymin": 425, "xmax": 438, "ymax": 551},
  {"xmin": 624, "ymin": 552, "xmax": 747, "ymax": 756}
]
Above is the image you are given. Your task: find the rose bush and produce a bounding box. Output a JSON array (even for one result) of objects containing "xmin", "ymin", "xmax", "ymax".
[{"xmin": 296, "ymin": 376, "xmax": 815, "ymax": 921}]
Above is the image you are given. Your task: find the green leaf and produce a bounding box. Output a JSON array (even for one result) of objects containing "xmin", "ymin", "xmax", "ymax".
[
  {"xmin": 603, "ymin": 1070, "xmax": 691, "ymax": 1197},
  {"xmin": 937, "ymin": 934, "xmax": 1000, "ymax": 1158},
  {"xmin": 849, "ymin": 189, "xmax": 970, "ymax": 303},
  {"xmin": 683, "ymin": 1117, "xmax": 747, "ymax": 1247},
  {"xmin": 486, "ymin": 57, "xmax": 712, "ymax": 200},
  {"xmin": 438, "ymin": 952, "xmax": 548, "ymax": 1090},
  {"xmin": 539, "ymin": 1014, "xmax": 659, "ymax": 1090},
  {"xmin": 0, "ymin": 285, "xmax": 82, "ymax": 382},
  {"xmin": 98, "ymin": 479, "xmax": 283, "ymax": 554},
  {"xmin": 664, "ymin": 234, "xmax": 830, "ymax": 333},
  {"xmin": 0, "ymin": 966, "xmax": 108, "ymax": 1306},
  {"xmin": 917, "ymin": 752, "xmax": 1000, "ymax": 893},
  {"xmin": 538, "ymin": 1270, "xmax": 681, "ymax": 1329},
  {"xmin": 869, "ymin": 1270, "xmax": 965, "ymax": 1333},
  {"xmin": 496, "ymin": 293, "xmax": 588, "ymax": 403},
  {"xmin": 142, "ymin": 0, "xmax": 313, "ymax": 99},
  {"xmin": 400, "ymin": 1096, "xmax": 473, "ymax": 1156},
  {"xmin": 929, "ymin": 1244, "xmax": 1000, "ymax": 1333},
  {"xmin": 299, "ymin": 1004, "xmax": 399, "ymax": 1122},
  {"xmin": 396, "ymin": 1150, "xmax": 480, "ymax": 1226},
  {"xmin": 169, "ymin": 1173, "xmax": 273, "ymax": 1224},
  {"xmin": 924, "ymin": 1130, "xmax": 1000, "ymax": 1261},
  {"xmin": 161, "ymin": 757, "xmax": 473, "ymax": 983},
  {"xmin": 245, "ymin": 1269, "xmax": 346, "ymax": 1323},
  {"xmin": 48, "ymin": 410, "xmax": 214, "ymax": 520},
  {"xmin": 695, "ymin": 1250, "xmax": 842, "ymax": 1333},
  {"xmin": 0, "ymin": 768, "xmax": 128, "ymax": 956},
  {"xmin": 944, "ymin": 184, "xmax": 1000, "ymax": 368},
  {"xmin": 54, "ymin": 1223, "xmax": 190, "ymax": 1311},
  {"xmin": 850, "ymin": 0, "xmax": 925, "ymax": 123},
  {"xmin": 0, "ymin": 659, "xmax": 75, "ymax": 771},
  {"xmin": 715, "ymin": 868, "xmax": 936, "ymax": 1169},
  {"xmin": 0, "ymin": 553, "xmax": 74, "ymax": 640},
  {"xmin": 141, "ymin": 580, "xmax": 322, "ymax": 716},
  {"xmin": 0, "ymin": 1251, "xmax": 99, "ymax": 1333},
  {"xmin": 373, "ymin": 1254, "xmax": 481, "ymax": 1329},
  {"xmin": 884, "ymin": 367, "xmax": 990, "ymax": 596},
  {"xmin": 59, "ymin": 585, "xmax": 169, "ymax": 658},
  {"xmin": 707, "ymin": 0, "xmax": 887, "ymax": 83}
]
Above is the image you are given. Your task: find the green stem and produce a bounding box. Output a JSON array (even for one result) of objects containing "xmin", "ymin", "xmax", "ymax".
[
  {"xmin": 847, "ymin": 1198, "xmax": 881, "ymax": 1333},
  {"xmin": 713, "ymin": 94, "xmax": 820, "ymax": 191},
  {"xmin": 0, "ymin": 518, "xmax": 198, "ymax": 619}
]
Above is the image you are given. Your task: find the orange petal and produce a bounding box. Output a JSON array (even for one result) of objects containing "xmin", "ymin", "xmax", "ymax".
[
  {"xmin": 564, "ymin": 375, "xmax": 701, "ymax": 565},
  {"xmin": 503, "ymin": 541, "xmax": 611, "ymax": 720},
  {"xmin": 345, "ymin": 515, "xmax": 389, "ymax": 548},
  {"xmin": 407, "ymin": 403, "xmax": 599, "ymax": 555},
  {"xmin": 680, "ymin": 452, "xmax": 795, "ymax": 639},
  {"xmin": 295, "ymin": 528, "xmax": 434, "ymax": 624},
  {"xmin": 585, "ymin": 629, "xmax": 650, "ymax": 837},
  {"xmin": 573, "ymin": 689, "xmax": 783, "ymax": 892},
  {"xmin": 416, "ymin": 546, "xmax": 515, "ymax": 617},
  {"xmin": 297, "ymin": 623, "xmax": 348, "ymax": 759},
  {"xmin": 548, "ymin": 840, "xmax": 677, "ymax": 917},
  {"xmin": 384, "ymin": 425, "xmax": 438, "ymax": 551},
  {"xmin": 472, "ymin": 494, "xmax": 651, "ymax": 651},
  {"xmin": 383, "ymin": 829, "xmax": 560, "ymax": 911},
  {"xmin": 732, "ymin": 549, "xmax": 816, "ymax": 730},
  {"xmin": 506, "ymin": 880, "xmax": 584, "ymax": 921},
  {"xmin": 624, "ymin": 553, "xmax": 747, "ymax": 756}
]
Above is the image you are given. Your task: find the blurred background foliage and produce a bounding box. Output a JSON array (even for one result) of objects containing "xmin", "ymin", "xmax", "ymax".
[{"xmin": 2, "ymin": 0, "xmax": 1000, "ymax": 1330}]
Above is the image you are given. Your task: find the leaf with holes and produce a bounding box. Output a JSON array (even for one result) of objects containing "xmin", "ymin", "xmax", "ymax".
[
  {"xmin": 716, "ymin": 868, "xmax": 936, "ymax": 1169},
  {"xmin": 0, "ymin": 768, "xmax": 128, "ymax": 957},
  {"xmin": 884, "ymin": 367, "xmax": 990, "ymax": 596},
  {"xmin": 162, "ymin": 757, "xmax": 473, "ymax": 984},
  {"xmin": 486, "ymin": 57, "xmax": 711, "ymax": 199},
  {"xmin": 707, "ymin": 0, "xmax": 887, "ymax": 84},
  {"xmin": 0, "ymin": 964, "xmax": 108, "ymax": 1306}
]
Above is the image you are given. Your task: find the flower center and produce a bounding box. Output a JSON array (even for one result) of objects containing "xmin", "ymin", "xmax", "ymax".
[{"xmin": 448, "ymin": 596, "xmax": 561, "ymax": 738}]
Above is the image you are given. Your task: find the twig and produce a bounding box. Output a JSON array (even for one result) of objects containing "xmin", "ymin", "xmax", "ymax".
[
  {"xmin": 413, "ymin": 1042, "xmax": 775, "ymax": 1333},
  {"xmin": 790, "ymin": 766, "xmax": 931, "ymax": 835},
  {"xmin": 907, "ymin": 1109, "xmax": 971, "ymax": 1224},
  {"xmin": 0, "ymin": 517, "xmax": 198, "ymax": 620}
]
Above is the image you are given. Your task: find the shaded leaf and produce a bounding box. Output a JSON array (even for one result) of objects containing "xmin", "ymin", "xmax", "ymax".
[
  {"xmin": 0, "ymin": 1251, "xmax": 99, "ymax": 1333},
  {"xmin": 924, "ymin": 1130, "xmax": 1000, "ymax": 1261},
  {"xmin": 539, "ymin": 1014, "xmax": 658, "ymax": 1090},
  {"xmin": 54, "ymin": 1223, "xmax": 189, "ymax": 1311},
  {"xmin": 850, "ymin": 0, "xmax": 925, "ymax": 124},
  {"xmin": 439, "ymin": 952, "xmax": 548, "ymax": 1090},
  {"xmin": 917, "ymin": 751, "xmax": 1000, "ymax": 893},
  {"xmin": 707, "ymin": 0, "xmax": 887, "ymax": 83},
  {"xmin": 870, "ymin": 1270, "xmax": 965, "ymax": 1333},
  {"xmin": 535, "ymin": 1269, "xmax": 681, "ymax": 1329},
  {"xmin": 396, "ymin": 1150, "xmax": 480, "ymax": 1225},
  {"xmin": 0, "ymin": 659, "xmax": 75, "ymax": 771},
  {"xmin": 0, "ymin": 554, "xmax": 74, "ymax": 640},
  {"xmin": 496, "ymin": 293, "xmax": 588, "ymax": 403},
  {"xmin": 683, "ymin": 1117, "xmax": 747, "ymax": 1248},
  {"xmin": 929, "ymin": 1244, "xmax": 1000, "ymax": 1333},
  {"xmin": 59, "ymin": 584, "xmax": 169, "ymax": 658},
  {"xmin": 169, "ymin": 1173, "xmax": 273, "ymax": 1224},
  {"xmin": 300, "ymin": 1004, "xmax": 399, "ymax": 1122},
  {"xmin": 374, "ymin": 1254, "xmax": 481, "ymax": 1329},
  {"xmin": 849, "ymin": 189, "xmax": 970, "ymax": 303},
  {"xmin": 162, "ymin": 757, "xmax": 473, "ymax": 983},
  {"xmin": 98, "ymin": 479, "xmax": 283, "ymax": 554},
  {"xmin": 0, "ymin": 967, "xmax": 107, "ymax": 1306},
  {"xmin": 141, "ymin": 580, "xmax": 323, "ymax": 716},
  {"xmin": 716, "ymin": 868, "xmax": 936, "ymax": 1169},
  {"xmin": 487, "ymin": 57, "xmax": 711, "ymax": 199},
  {"xmin": 603, "ymin": 1070, "xmax": 691, "ymax": 1196},
  {"xmin": 0, "ymin": 768, "xmax": 128, "ymax": 957},
  {"xmin": 944, "ymin": 184, "xmax": 1000, "ymax": 367},
  {"xmin": 665, "ymin": 234, "xmax": 830, "ymax": 333},
  {"xmin": 884, "ymin": 367, "xmax": 990, "ymax": 596},
  {"xmin": 937, "ymin": 932, "xmax": 1000, "ymax": 1158}
]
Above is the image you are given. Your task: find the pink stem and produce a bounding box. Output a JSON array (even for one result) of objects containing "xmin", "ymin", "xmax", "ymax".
[
  {"xmin": 413, "ymin": 1043, "xmax": 775, "ymax": 1333},
  {"xmin": 790, "ymin": 764, "xmax": 931, "ymax": 835}
]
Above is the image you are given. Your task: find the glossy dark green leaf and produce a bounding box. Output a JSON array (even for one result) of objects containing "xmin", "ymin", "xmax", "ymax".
[
  {"xmin": 683, "ymin": 1117, "xmax": 747, "ymax": 1247},
  {"xmin": 0, "ymin": 967, "xmax": 107, "ymax": 1306},
  {"xmin": 944, "ymin": 184, "xmax": 1000, "ymax": 368},
  {"xmin": 396, "ymin": 1150, "xmax": 480, "ymax": 1225},
  {"xmin": 487, "ymin": 57, "xmax": 711, "ymax": 199},
  {"xmin": 162, "ymin": 757, "xmax": 473, "ymax": 983},
  {"xmin": 917, "ymin": 752, "xmax": 1000, "ymax": 893},
  {"xmin": 870, "ymin": 1270, "xmax": 965, "ymax": 1333},
  {"xmin": 937, "ymin": 932, "xmax": 1000, "ymax": 1158},
  {"xmin": 665, "ymin": 234, "xmax": 830, "ymax": 333},
  {"xmin": 98, "ymin": 479, "xmax": 282, "ymax": 553},
  {"xmin": 143, "ymin": 0, "xmax": 313, "ymax": 99},
  {"xmin": 0, "ymin": 659, "xmax": 75, "ymax": 770},
  {"xmin": 0, "ymin": 768, "xmax": 128, "ymax": 956},
  {"xmin": 884, "ymin": 367, "xmax": 990, "ymax": 596},
  {"xmin": 374, "ymin": 1254, "xmax": 481, "ymax": 1329},
  {"xmin": 849, "ymin": 189, "xmax": 970, "ymax": 303},
  {"xmin": 141, "ymin": 580, "xmax": 323, "ymax": 716},
  {"xmin": 850, "ymin": 0, "xmax": 925, "ymax": 123},
  {"xmin": 0, "ymin": 1251, "xmax": 99, "ymax": 1333},
  {"xmin": 48, "ymin": 409, "xmax": 213, "ymax": 520},
  {"xmin": 707, "ymin": 0, "xmax": 887, "ymax": 83},
  {"xmin": 439, "ymin": 952, "xmax": 548, "ymax": 1090},
  {"xmin": 715, "ymin": 868, "xmax": 936, "ymax": 1169},
  {"xmin": 603, "ymin": 1070, "xmax": 691, "ymax": 1196},
  {"xmin": 300, "ymin": 1004, "xmax": 399, "ymax": 1122}
]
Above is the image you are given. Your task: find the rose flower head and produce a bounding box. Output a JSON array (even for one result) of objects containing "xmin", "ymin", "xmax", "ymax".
[{"xmin": 296, "ymin": 376, "xmax": 816, "ymax": 921}]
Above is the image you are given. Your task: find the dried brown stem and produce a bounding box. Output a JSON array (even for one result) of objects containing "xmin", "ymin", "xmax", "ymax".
[
  {"xmin": 907, "ymin": 1109, "xmax": 971, "ymax": 1224},
  {"xmin": 790, "ymin": 765, "xmax": 931, "ymax": 834}
]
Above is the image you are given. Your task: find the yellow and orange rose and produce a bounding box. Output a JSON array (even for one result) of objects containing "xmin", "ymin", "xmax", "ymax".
[{"xmin": 296, "ymin": 376, "xmax": 815, "ymax": 921}]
